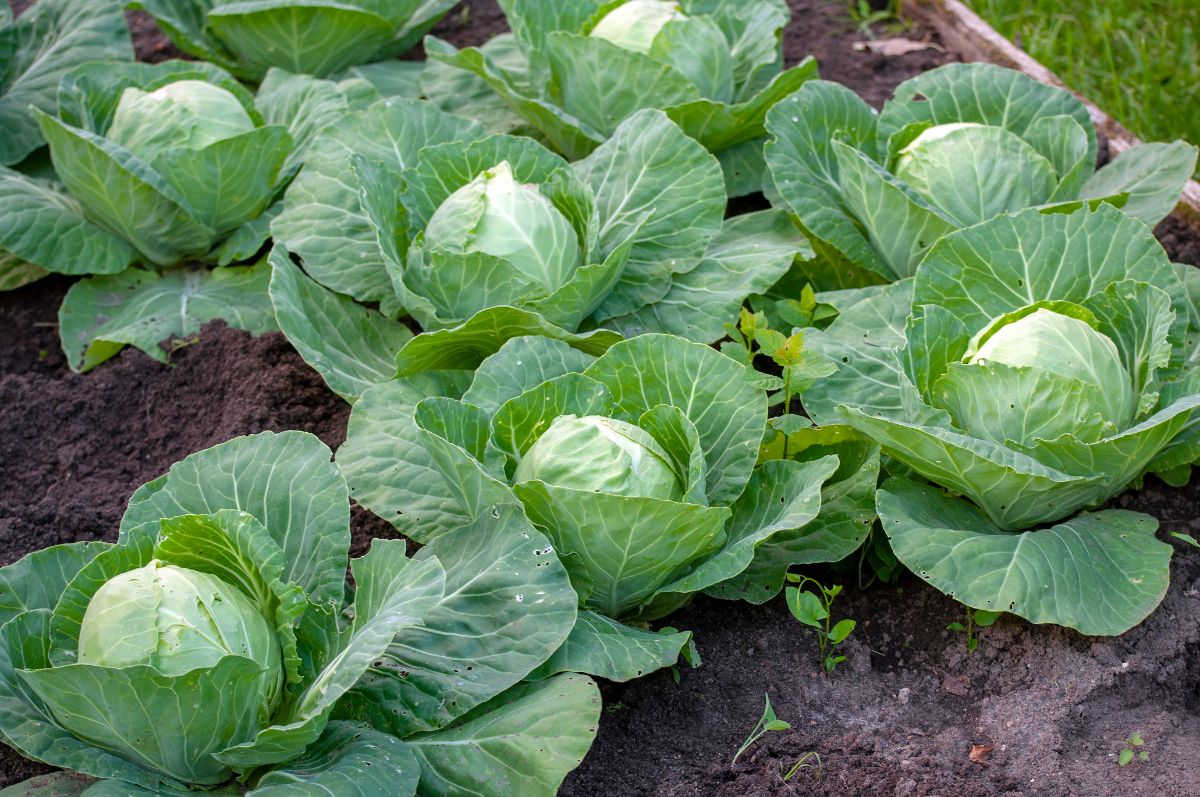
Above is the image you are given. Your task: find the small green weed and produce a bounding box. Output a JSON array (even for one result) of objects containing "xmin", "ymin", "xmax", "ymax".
[
  {"xmin": 1118, "ymin": 731, "xmax": 1149, "ymax": 766},
  {"xmin": 732, "ymin": 694, "xmax": 791, "ymax": 766},
  {"xmin": 1170, "ymin": 531, "xmax": 1199, "ymax": 548},
  {"xmin": 783, "ymin": 750, "xmax": 823, "ymax": 783},
  {"xmin": 786, "ymin": 575, "xmax": 856, "ymax": 673},
  {"xmin": 947, "ymin": 607, "xmax": 1002, "ymax": 653},
  {"xmin": 722, "ymin": 306, "xmax": 838, "ymax": 459},
  {"xmin": 843, "ymin": 0, "xmax": 903, "ymax": 38}
]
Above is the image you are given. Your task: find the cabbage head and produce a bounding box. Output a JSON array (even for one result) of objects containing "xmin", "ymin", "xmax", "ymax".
[
  {"xmin": 106, "ymin": 80, "xmax": 257, "ymax": 159},
  {"xmin": 35, "ymin": 64, "xmax": 293, "ymax": 268},
  {"xmin": 269, "ymin": 101, "xmax": 809, "ymax": 403},
  {"xmin": 339, "ymin": 333, "xmax": 878, "ymax": 683},
  {"xmin": 0, "ymin": 432, "xmax": 595, "ymax": 796},
  {"xmin": 129, "ymin": 0, "xmax": 460, "ymax": 80},
  {"xmin": 514, "ymin": 415, "xmax": 685, "ymax": 500},
  {"xmin": 78, "ymin": 560, "xmax": 282, "ymax": 687},
  {"xmin": 766, "ymin": 62, "xmax": 1198, "ymax": 285},
  {"xmin": 0, "ymin": 61, "xmax": 372, "ymax": 372},
  {"xmin": 403, "ymin": 159, "xmax": 591, "ymax": 327},
  {"xmin": 590, "ymin": 1, "xmax": 687, "ymax": 54},
  {"xmin": 424, "ymin": 0, "xmax": 819, "ymax": 196},
  {"xmin": 800, "ymin": 204, "xmax": 1200, "ymax": 636}
]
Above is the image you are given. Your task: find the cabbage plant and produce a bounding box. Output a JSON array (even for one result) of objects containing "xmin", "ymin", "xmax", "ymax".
[
  {"xmin": 765, "ymin": 63, "xmax": 1199, "ymax": 287},
  {"xmin": 128, "ymin": 0, "xmax": 460, "ymax": 81},
  {"xmin": 268, "ymin": 99, "xmax": 809, "ymax": 402},
  {"xmin": 338, "ymin": 333, "xmax": 876, "ymax": 681},
  {"xmin": 0, "ymin": 60, "xmax": 364, "ymax": 371},
  {"xmin": 424, "ymin": 0, "xmax": 818, "ymax": 195},
  {"xmin": 0, "ymin": 0, "xmax": 131, "ymax": 168},
  {"xmin": 799, "ymin": 204, "xmax": 1200, "ymax": 635},
  {"xmin": 0, "ymin": 431, "xmax": 597, "ymax": 796}
]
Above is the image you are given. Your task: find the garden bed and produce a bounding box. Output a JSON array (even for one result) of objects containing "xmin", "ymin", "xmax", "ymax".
[{"xmin": 1, "ymin": 1, "xmax": 1197, "ymax": 795}]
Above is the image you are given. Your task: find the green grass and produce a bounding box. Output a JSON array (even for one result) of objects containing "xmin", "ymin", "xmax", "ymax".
[{"xmin": 966, "ymin": 0, "xmax": 1199, "ymax": 155}]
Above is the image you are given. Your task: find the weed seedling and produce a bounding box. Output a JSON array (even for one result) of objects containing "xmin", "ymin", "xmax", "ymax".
[
  {"xmin": 1118, "ymin": 731, "xmax": 1149, "ymax": 766},
  {"xmin": 721, "ymin": 306, "xmax": 838, "ymax": 458},
  {"xmin": 783, "ymin": 750, "xmax": 823, "ymax": 783},
  {"xmin": 843, "ymin": 0, "xmax": 903, "ymax": 37},
  {"xmin": 731, "ymin": 694, "xmax": 791, "ymax": 766},
  {"xmin": 786, "ymin": 575, "xmax": 856, "ymax": 673},
  {"xmin": 947, "ymin": 607, "xmax": 1002, "ymax": 653},
  {"xmin": 1170, "ymin": 531, "xmax": 1199, "ymax": 548}
]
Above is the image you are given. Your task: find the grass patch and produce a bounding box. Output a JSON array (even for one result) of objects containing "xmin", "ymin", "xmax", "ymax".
[{"xmin": 966, "ymin": 0, "xmax": 1199, "ymax": 160}]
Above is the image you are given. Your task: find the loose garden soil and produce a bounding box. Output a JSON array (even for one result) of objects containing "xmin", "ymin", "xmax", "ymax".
[{"xmin": 1, "ymin": 2, "xmax": 1197, "ymax": 795}]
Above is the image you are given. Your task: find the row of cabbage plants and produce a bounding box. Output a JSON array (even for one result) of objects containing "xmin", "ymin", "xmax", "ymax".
[{"xmin": 0, "ymin": 0, "xmax": 1198, "ymax": 795}]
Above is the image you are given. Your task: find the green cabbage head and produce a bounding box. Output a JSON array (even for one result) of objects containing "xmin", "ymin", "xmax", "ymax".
[
  {"xmin": 514, "ymin": 415, "xmax": 685, "ymax": 500},
  {"xmin": 800, "ymin": 204, "xmax": 1200, "ymax": 635},
  {"xmin": 891, "ymin": 121, "xmax": 1060, "ymax": 226},
  {"xmin": 78, "ymin": 559, "xmax": 282, "ymax": 687},
  {"xmin": 590, "ymin": 0, "xmax": 686, "ymax": 54},
  {"xmin": 63, "ymin": 560, "xmax": 284, "ymax": 782},
  {"xmin": 949, "ymin": 307, "xmax": 1137, "ymax": 444},
  {"xmin": 422, "ymin": 161, "xmax": 582, "ymax": 299},
  {"xmin": 35, "ymin": 61, "xmax": 294, "ymax": 267},
  {"xmin": 765, "ymin": 62, "xmax": 1198, "ymax": 283},
  {"xmin": 340, "ymin": 333, "xmax": 859, "ymax": 683},
  {"xmin": 106, "ymin": 80, "xmax": 256, "ymax": 162},
  {"xmin": 365, "ymin": 133, "xmax": 646, "ymax": 333}
]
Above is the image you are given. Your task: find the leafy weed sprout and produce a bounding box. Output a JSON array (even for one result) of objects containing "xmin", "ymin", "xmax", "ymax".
[
  {"xmin": 786, "ymin": 575, "xmax": 856, "ymax": 673},
  {"xmin": 843, "ymin": 0, "xmax": 905, "ymax": 37},
  {"xmin": 722, "ymin": 304, "xmax": 838, "ymax": 459},
  {"xmin": 732, "ymin": 694, "xmax": 791, "ymax": 767},
  {"xmin": 947, "ymin": 608, "xmax": 1002, "ymax": 653},
  {"xmin": 1118, "ymin": 731, "xmax": 1149, "ymax": 766}
]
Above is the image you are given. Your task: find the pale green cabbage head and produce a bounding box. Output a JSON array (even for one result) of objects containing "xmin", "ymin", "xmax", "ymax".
[
  {"xmin": 891, "ymin": 120, "xmax": 1058, "ymax": 225},
  {"xmin": 106, "ymin": 79, "xmax": 255, "ymax": 163},
  {"xmin": 513, "ymin": 414, "xmax": 685, "ymax": 501},
  {"xmin": 897, "ymin": 121, "xmax": 986, "ymax": 153},
  {"xmin": 967, "ymin": 308, "xmax": 1135, "ymax": 430},
  {"xmin": 78, "ymin": 560, "xmax": 282, "ymax": 702},
  {"xmin": 590, "ymin": 0, "xmax": 686, "ymax": 54},
  {"xmin": 423, "ymin": 160, "xmax": 582, "ymax": 294}
]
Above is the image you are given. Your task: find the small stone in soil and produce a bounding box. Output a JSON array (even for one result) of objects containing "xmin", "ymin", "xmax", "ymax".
[{"xmin": 942, "ymin": 674, "xmax": 971, "ymax": 696}]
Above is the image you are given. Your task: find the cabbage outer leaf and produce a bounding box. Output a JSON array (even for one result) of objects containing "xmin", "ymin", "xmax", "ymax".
[
  {"xmin": 120, "ymin": 431, "xmax": 350, "ymax": 607},
  {"xmin": 0, "ymin": 0, "xmax": 131, "ymax": 166},
  {"xmin": 878, "ymin": 477, "xmax": 1171, "ymax": 635},
  {"xmin": 58, "ymin": 261, "xmax": 277, "ymax": 373},
  {"xmin": 405, "ymin": 674, "xmax": 600, "ymax": 797}
]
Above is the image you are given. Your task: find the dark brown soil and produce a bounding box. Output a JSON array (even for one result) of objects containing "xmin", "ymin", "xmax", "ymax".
[
  {"xmin": 123, "ymin": 10, "xmax": 185, "ymax": 63},
  {"xmin": 410, "ymin": 0, "xmax": 509, "ymax": 54},
  {"xmin": 2, "ymin": 2, "xmax": 1198, "ymax": 796},
  {"xmin": 1157, "ymin": 216, "xmax": 1200, "ymax": 267},
  {"xmin": 781, "ymin": 0, "xmax": 953, "ymax": 107},
  {"xmin": 0, "ymin": 277, "xmax": 400, "ymax": 560}
]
